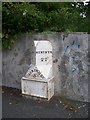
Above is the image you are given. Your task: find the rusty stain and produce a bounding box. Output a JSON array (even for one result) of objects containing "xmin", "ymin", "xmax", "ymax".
[
  {"xmin": 48, "ymin": 88, "xmax": 53, "ymax": 92},
  {"xmin": 49, "ymin": 79, "xmax": 55, "ymax": 83}
]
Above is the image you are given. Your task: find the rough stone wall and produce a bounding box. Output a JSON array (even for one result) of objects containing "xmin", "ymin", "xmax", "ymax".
[
  {"xmin": 53, "ymin": 33, "xmax": 88, "ymax": 102},
  {"xmin": 2, "ymin": 34, "xmax": 34, "ymax": 89},
  {"xmin": 2, "ymin": 32, "xmax": 89, "ymax": 102},
  {"xmin": 0, "ymin": 40, "xmax": 2, "ymax": 86},
  {"xmin": 0, "ymin": 53, "xmax": 2, "ymax": 86}
]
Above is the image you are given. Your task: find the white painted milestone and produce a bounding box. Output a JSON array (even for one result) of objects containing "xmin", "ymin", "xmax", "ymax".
[
  {"xmin": 34, "ymin": 41, "xmax": 53, "ymax": 79},
  {"xmin": 21, "ymin": 40, "xmax": 54, "ymax": 100}
]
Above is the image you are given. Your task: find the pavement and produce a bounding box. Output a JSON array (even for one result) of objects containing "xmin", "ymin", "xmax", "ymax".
[{"xmin": 2, "ymin": 87, "xmax": 89, "ymax": 118}]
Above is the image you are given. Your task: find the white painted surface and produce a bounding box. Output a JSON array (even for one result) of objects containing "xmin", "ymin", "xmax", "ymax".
[
  {"xmin": 21, "ymin": 41, "xmax": 54, "ymax": 100},
  {"xmin": 35, "ymin": 41, "xmax": 52, "ymax": 51},
  {"xmin": 25, "ymin": 64, "xmax": 45, "ymax": 80},
  {"xmin": 21, "ymin": 77, "xmax": 54, "ymax": 100},
  {"xmin": 35, "ymin": 41, "xmax": 52, "ymax": 67},
  {"xmin": 21, "ymin": 79, "xmax": 48, "ymax": 98},
  {"xmin": 37, "ymin": 65, "xmax": 52, "ymax": 79},
  {"xmin": 35, "ymin": 41, "xmax": 53, "ymax": 79},
  {"xmin": 22, "ymin": 77, "xmax": 47, "ymax": 82}
]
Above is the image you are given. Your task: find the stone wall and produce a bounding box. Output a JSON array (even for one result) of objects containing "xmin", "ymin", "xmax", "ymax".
[
  {"xmin": 2, "ymin": 32, "xmax": 89, "ymax": 102},
  {"xmin": 2, "ymin": 34, "xmax": 34, "ymax": 89},
  {"xmin": 0, "ymin": 40, "xmax": 2, "ymax": 86}
]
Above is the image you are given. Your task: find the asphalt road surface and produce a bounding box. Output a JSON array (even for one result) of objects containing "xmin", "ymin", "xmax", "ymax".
[{"xmin": 2, "ymin": 87, "xmax": 89, "ymax": 118}]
